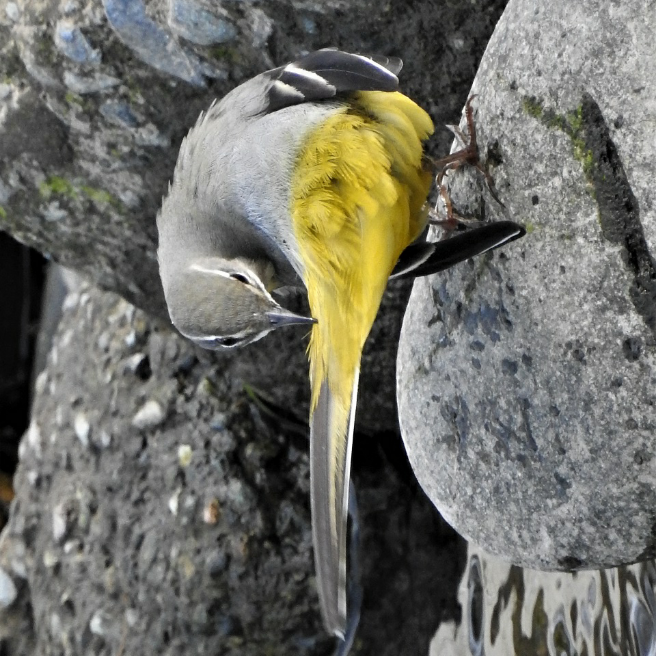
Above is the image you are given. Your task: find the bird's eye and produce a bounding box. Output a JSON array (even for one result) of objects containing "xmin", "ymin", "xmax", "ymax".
[
  {"xmin": 217, "ymin": 336, "xmax": 240, "ymax": 347},
  {"xmin": 230, "ymin": 272, "xmax": 250, "ymax": 285}
]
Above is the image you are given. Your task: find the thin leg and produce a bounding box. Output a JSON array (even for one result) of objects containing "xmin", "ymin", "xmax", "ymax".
[
  {"xmin": 429, "ymin": 95, "xmax": 480, "ymax": 174},
  {"xmin": 428, "ymin": 96, "xmax": 505, "ymax": 228}
]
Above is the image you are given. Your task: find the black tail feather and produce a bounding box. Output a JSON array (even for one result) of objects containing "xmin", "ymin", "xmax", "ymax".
[{"xmin": 391, "ymin": 221, "xmax": 526, "ymax": 280}]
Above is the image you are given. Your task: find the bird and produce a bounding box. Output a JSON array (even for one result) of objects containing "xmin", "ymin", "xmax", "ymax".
[{"xmin": 157, "ymin": 48, "xmax": 525, "ymax": 638}]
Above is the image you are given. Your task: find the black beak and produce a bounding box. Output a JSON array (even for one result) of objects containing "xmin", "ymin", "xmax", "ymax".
[{"xmin": 267, "ymin": 309, "xmax": 317, "ymax": 327}]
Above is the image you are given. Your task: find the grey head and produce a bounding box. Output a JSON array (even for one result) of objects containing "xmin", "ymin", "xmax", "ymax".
[
  {"xmin": 156, "ymin": 48, "xmax": 404, "ymax": 354},
  {"xmin": 161, "ymin": 256, "xmax": 315, "ymax": 350}
]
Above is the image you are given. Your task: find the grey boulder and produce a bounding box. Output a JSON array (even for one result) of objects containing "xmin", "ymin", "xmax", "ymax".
[{"xmin": 398, "ymin": 0, "xmax": 656, "ymax": 571}]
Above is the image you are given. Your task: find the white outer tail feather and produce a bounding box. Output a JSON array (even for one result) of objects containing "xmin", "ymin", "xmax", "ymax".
[{"xmin": 310, "ymin": 368, "xmax": 360, "ymax": 638}]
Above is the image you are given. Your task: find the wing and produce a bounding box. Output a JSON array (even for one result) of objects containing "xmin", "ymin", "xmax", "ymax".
[
  {"xmin": 263, "ymin": 49, "xmax": 401, "ymax": 112},
  {"xmin": 390, "ymin": 220, "xmax": 526, "ymax": 279},
  {"xmin": 209, "ymin": 48, "xmax": 402, "ymax": 120}
]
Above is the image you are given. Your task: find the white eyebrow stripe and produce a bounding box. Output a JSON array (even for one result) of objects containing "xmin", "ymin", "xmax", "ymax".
[
  {"xmin": 188, "ymin": 262, "xmax": 279, "ymax": 305},
  {"xmin": 189, "ymin": 263, "xmax": 232, "ymax": 279},
  {"xmin": 185, "ymin": 329, "xmax": 272, "ymax": 349}
]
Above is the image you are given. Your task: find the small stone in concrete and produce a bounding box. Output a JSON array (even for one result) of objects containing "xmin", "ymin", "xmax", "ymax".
[
  {"xmin": 177, "ymin": 444, "xmax": 192, "ymax": 467},
  {"xmin": 0, "ymin": 567, "xmax": 17, "ymax": 608},
  {"xmin": 131, "ymin": 400, "xmax": 164, "ymax": 429},
  {"xmin": 89, "ymin": 609, "xmax": 109, "ymax": 636},
  {"xmin": 74, "ymin": 413, "xmax": 90, "ymax": 447},
  {"xmin": 52, "ymin": 502, "xmax": 70, "ymax": 543}
]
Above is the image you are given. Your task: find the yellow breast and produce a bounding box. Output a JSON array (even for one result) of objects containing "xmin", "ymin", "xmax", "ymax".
[{"xmin": 290, "ymin": 90, "xmax": 434, "ymax": 414}]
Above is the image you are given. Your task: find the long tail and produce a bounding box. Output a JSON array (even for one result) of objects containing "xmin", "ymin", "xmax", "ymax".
[
  {"xmin": 310, "ymin": 369, "xmax": 359, "ymax": 637},
  {"xmin": 291, "ymin": 89, "xmax": 434, "ymax": 636}
]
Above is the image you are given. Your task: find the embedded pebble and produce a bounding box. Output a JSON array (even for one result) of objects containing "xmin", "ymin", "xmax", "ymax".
[
  {"xmin": 123, "ymin": 352, "xmax": 147, "ymax": 374},
  {"xmin": 11, "ymin": 559, "xmax": 26, "ymax": 580},
  {"xmin": 210, "ymin": 413, "xmax": 226, "ymax": 431},
  {"xmin": 50, "ymin": 612, "xmax": 61, "ymax": 636},
  {"xmin": 6, "ymin": 540, "xmax": 27, "ymax": 579},
  {"xmin": 43, "ymin": 551, "xmax": 59, "ymax": 568},
  {"xmin": 62, "ymin": 292, "xmax": 80, "ymax": 311},
  {"xmin": 26, "ymin": 421, "xmax": 42, "ymax": 459},
  {"xmin": 202, "ymin": 499, "xmax": 219, "ymax": 525},
  {"xmin": 63, "ymin": 539, "xmax": 81, "ymax": 554},
  {"xmin": 248, "ymin": 7, "xmax": 273, "ymax": 48},
  {"xmin": 192, "ymin": 604, "xmax": 208, "ymax": 627},
  {"xmin": 205, "ymin": 549, "xmax": 226, "ymax": 576},
  {"xmin": 74, "ymin": 413, "xmax": 90, "ymax": 446},
  {"xmin": 0, "ymin": 567, "xmax": 17, "ymax": 608},
  {"xmin": 124, "ymin": 330, "xmax": 137, "ymax": 348},
  {"xmin": 89, "ymin": 610, "xmax": 109, "ymax": 636},
  {"xmin": 135, "ymin": 124, "xmax": 169, "ymax": 148},
  {"xmin": 0, "ymin": 178, "xmax": 12, "ymax": 203},
  {"xmin": 131, "ymin": 400, "xmax": 164, "ymax": 429},
  {"xmin": 61, "ymin": 1, "xmax": 81, "ymax": 15},
  {"xmin": 118, "ymin": 190, "xmax": 140, "ymax": 210},
  {"xmin": 178, "ymin": 444, "xmax": 192, "ymax": 467},
  {"xmin": 299, "ymin": 16, "xmax": 317, "ymax": 34},
  {"xmin": 168, "ymin": 489, "xmax": 180, "ymax": 516},
  {"xmin": 34, "ymin": 370, "xmax": 48, "ymax": 395},
  {"xmin": 125, "ymin": 608, "xmax": 139, "ymax": 627},
  {"xmin": 52, "ymin": 504, "xmax": 69, "ymax": 542},
  {"xmin": 99, "ymin": 430, "xmax": 112, "ymax": 448}
]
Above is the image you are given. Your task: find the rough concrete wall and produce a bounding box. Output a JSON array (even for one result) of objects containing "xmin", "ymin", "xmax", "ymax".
[{"xmin": 1, "ymin": 283, "xmax": 465, "ymax": 655}]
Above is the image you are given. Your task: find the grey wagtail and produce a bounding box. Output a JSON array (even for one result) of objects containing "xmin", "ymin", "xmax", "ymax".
[{"xmin": 157, "ymin": 48, "xmax": 525, "ymax": 637}]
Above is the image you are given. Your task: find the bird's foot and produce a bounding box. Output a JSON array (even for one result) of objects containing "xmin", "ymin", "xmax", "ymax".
[{"xmin": 429, "ymin": 96, "xmax": 505, "ymax": 227}]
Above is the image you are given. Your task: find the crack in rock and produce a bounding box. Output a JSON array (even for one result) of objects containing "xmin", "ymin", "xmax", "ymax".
[{"xmin": 581, "ymin": 92, "xmax": 656, "ymax": 337}]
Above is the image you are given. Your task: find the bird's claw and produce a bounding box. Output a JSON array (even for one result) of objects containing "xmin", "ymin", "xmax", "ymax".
[{"xmin": 430, "ymin": 96, "xmax": 505, "ymax": 227}]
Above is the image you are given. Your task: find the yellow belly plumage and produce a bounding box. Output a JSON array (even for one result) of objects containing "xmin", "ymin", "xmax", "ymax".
[
  {"xmin": 292, "ymin": 90, "xmax": 433, "ymax": 412},
  {"xmin": 290, "ymin": 89, "xmax": 433, "ymax": 634}
]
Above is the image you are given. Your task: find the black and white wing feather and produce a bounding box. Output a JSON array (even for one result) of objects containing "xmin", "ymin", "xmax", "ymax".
[
  {"xmin": 216, "ymin": 48, "xmax": 402, "ymax": 118},
  {"xmin": 265, "ymin": 49, "xmax": 401, "ymax": 112},
  {"xmin": 391, "ymin": 221, "xmax": 526, "ymax": 279}
]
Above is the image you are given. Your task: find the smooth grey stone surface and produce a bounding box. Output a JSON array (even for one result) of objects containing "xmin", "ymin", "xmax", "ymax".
[{"xmin": 398, "ymin": 0, "xmax": 656, "ymax": 571}]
